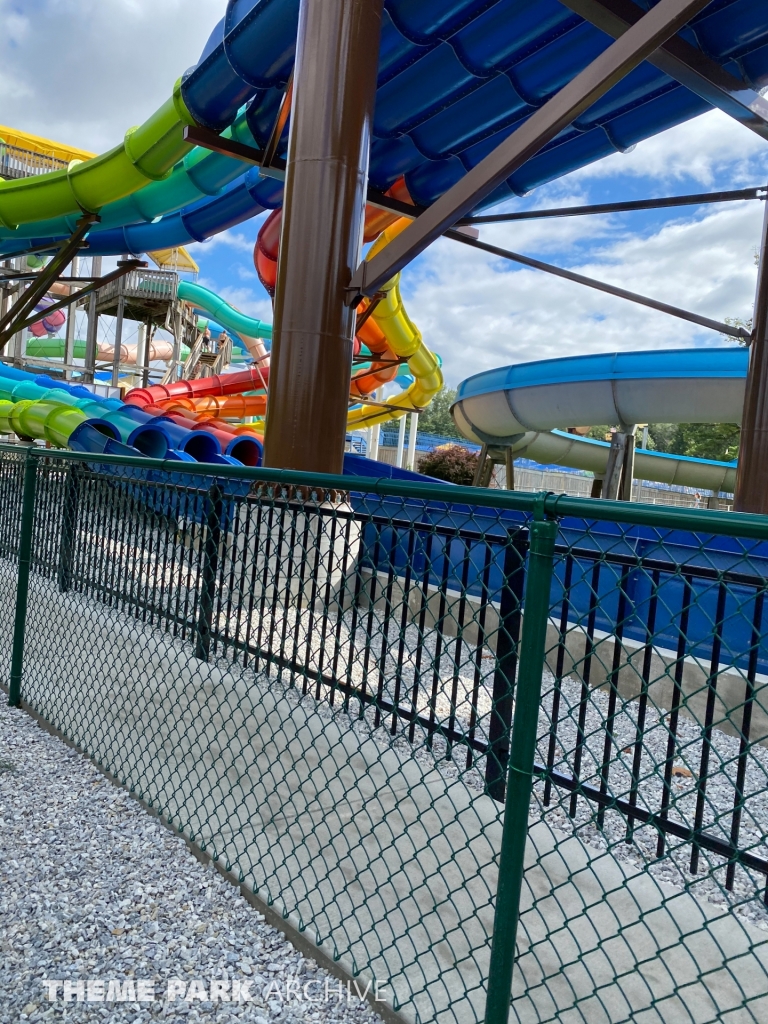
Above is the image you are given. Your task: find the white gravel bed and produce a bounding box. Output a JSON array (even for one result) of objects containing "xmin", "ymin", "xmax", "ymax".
[
  {"xmin": 534, "ymin": 671, "xmax": 768, "ymax": 931},
  {"xmin": 242, "ymin": 596, "xmax": 768, "ymax": 932},
  {"xmin": 0, "ymin": 696, "xmax": 384, "ymax": 1024},
  {"xmin": 170, "ymin": 577, "xmax": 768, "ymax": 935}
]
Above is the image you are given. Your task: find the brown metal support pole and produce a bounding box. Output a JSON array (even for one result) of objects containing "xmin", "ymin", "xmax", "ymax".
[
  {"xmin": 620, "ymin": 428, "xmax": 637, "ymax": 502},
  {"xmin": 735, "ymin": 201, "xmax": 768, "ymax": 513},
  {"xmin": 263, "ymin": 0, "xmax": 385, "ymax": 472},
  {"xmin": 505, "ymin": 447, "xmax": 515, "ymax": 491}
]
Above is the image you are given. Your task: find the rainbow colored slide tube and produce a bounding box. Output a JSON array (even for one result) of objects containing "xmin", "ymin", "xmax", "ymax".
[
  {"xmin": 0, "ymin": 108, "xmax": 266, "ymax": 243},
  {"xmin": 0, "ymin": 4, "xmax": 304, "ymax": 232},
  {"xmin": 0, "ymin": 365, "xmax": 263, "ymax": 467}
]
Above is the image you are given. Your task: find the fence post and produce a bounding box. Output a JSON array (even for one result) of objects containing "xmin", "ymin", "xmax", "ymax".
[
  {"xmin": 486, "ymin": 529, "xmax": 528, "ymax": 801},
  {"xmin": 485, "ymin": 511, "xmax": 557, "ymax": 1024},
  {"xmin": 57, "ymin": 463, "xmax": 80, "ymax": 593},
  {"xmin": 195, "ymin": 480, "xmax": 224, "ymax": 662},
  {"xmin": 9, "ymin": 452, "xmax": 39, "ymax": 708}
]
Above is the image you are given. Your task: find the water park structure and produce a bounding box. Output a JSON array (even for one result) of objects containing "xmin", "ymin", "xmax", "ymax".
[{"xmin": 3, "ymin": 3, "xmax": 768, "ymax": 1024}]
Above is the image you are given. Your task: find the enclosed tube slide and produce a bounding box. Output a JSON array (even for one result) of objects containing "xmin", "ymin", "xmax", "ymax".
[
  {"xmin": 452, "ymin": 349, "xmax": 746, "ymax": 492},
  {"xmin": 24, "ymin": 338, "xmax": 187, "ymax": 365}
]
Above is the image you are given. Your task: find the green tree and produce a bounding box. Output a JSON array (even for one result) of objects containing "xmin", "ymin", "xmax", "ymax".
[
  {"xmin": 581, "ymin": 422, "xmax": 738, "ymax": 461},
  {"xmin": 415, "ymin": 385, "xmax": 461, "ymax": 437},
  {"xmin": 670, "ymin": 423, "xmax": 740, "ymax": 462}
]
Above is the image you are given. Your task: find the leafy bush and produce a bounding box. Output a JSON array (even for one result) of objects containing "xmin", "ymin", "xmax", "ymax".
[{"xmin": 419, "ymin": 444, "xmax": 479, "ymax": 485}]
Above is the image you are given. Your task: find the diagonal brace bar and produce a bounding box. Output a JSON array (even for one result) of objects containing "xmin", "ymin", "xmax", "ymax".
[
  {"xmin": 348, "ymin": 0, "xmax": 714, "ymax": 302},
  {"xmin": 443, "ymin": 227, "xmax": 751, "ymax": 340},
  {"xmin": 559, "ymin": 0, "xmax": 768, "ymax": 141},
  {"xmin": 467, "ymin": 186, "xmax": 768, "ymax": 223},
  {"xmin": 0, "ymin": 214, "xmax": 97, "ymax": 348},
  {"xmin": 6, "ymin": 260, "xmax": 146, "ymax": 341}
]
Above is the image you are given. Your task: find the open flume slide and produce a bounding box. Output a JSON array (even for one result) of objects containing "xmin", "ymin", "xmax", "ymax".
[
  {"xmin": 177, "ymin": 281, "xmax": 271, "ymax": 365},
  {"xmin": 452, "ymin": 349, "xmax": 746, "ymax": 492}
]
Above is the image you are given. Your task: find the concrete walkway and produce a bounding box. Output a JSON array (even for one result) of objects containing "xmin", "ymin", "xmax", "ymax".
[{"xmin": 4, "ymin": 573, "xmax": 768, "ymax": 1024}]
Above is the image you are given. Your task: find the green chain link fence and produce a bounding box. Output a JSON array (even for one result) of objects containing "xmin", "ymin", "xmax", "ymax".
[{"xmin": 1, "ymin": 442, "xmax": 767, "ymax": 1023}]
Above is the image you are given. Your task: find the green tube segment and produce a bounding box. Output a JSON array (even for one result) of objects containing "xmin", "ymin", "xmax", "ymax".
[
  {"xmin": 1, "ymin": 110, "xmax": 260, "ymax": 240},
  {"xmin": 0, "ymin": 400, "xmax": 14, "ymax": 433},
  {"xmin": 0, "ymin": 79, "xmax": 198, "ymax": 229},
  {"xmin": 14, "ymin": 399, "xmax": 88, "ymax": 447},
  {"xmin": 25, "ymin": 338, "xmax": 191, "ymax": 361},
  {"xmin": 0, "ymin": 396, "xmax": 105, "ymax": 447},
  {"xmin": 178, "ymin": 281, "xmax": 272, "ymax": 341}
]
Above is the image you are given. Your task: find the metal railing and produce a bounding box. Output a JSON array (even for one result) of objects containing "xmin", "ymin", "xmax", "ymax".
[
  {"xmin": 0, "ymin": 143, "xmax": 69, "ymax": 180},
  {"xmin": 96, "ymin": 268, "xmax": 178, "ymax": 307},
  {"xmin": 1, "ymin": 443, "xmax": 767, "ymax": 1024}
]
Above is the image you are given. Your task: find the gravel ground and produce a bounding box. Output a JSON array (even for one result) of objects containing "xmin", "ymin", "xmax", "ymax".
[
  {"xmin": 0, "ymin": 697, "xmax": 385, "ymax": 1024},
  {"xmin": 249, "ymin": 595, "xmax": 768, "ymax": 934},
  {"xmin": 533, "ymin": 671, "xmax": 768, "ymax": 932},
  {"xmin": 253, "ymin": 593, "xmax": 768, "ymax": 932}
]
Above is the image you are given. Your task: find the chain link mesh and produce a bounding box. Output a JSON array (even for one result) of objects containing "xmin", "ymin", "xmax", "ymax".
[{"xmin": 1, "ymin": 446, "xmax": 767, "ymax": 1023}]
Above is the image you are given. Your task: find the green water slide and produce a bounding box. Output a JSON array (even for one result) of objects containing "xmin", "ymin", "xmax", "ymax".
[
  {"xmin": 0, "ymin": 80, "xmax": 196, "ymax": 229},
  {"xmin": 177, "ymin": 281, "xmax": 272, "ymax": 342},
  {"xmin": 24, "ymin": 338, "xmax": 191, "ymax": 362},
  {"xmin": 0, "ymin": 109, "xmax": 261, "ymax": 241}
]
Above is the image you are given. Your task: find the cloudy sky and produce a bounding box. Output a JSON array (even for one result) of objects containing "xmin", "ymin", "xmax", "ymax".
[{"xmin": 2, "ymin": 0, "xmax": 767, "ymax": 387}]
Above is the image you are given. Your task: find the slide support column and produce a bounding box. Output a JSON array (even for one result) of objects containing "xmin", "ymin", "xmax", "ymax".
[
  {"xmin": 735, "ymin": 200, "xmax": 768, "ymax": 513},
  {"xmin": 263, "ymin": 0, "xmax": 385, "ymax": 472},
  {"xmin": 84, "ymin": 256, "xmax": 102, "ymax": 385}
]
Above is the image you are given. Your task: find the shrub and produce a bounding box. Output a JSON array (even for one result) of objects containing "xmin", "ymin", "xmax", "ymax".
[{"xmin": 419, "ymin": 444, "xmax": 479, "ymax": 486}]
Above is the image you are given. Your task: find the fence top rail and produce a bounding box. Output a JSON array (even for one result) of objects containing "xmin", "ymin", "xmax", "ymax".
[{"xmin": 3, "ymin": 442, "xmax": 768, "ymax": 542}]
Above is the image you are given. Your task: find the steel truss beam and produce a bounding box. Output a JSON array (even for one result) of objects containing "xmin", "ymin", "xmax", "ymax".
[
  {"xmin": 347, "ymin": 0, "xmax": 716, "ymax": 302},
  {"xmin": 560, "ymin": 0, "xmax": 768, "ymax": 141},
  {"xmin": 0, "ymin": 259, "xmax": 146, "ymax": 349},
  {"xmin": 466, "ymin": 186, "xmax": 768, "ymax": 223},
  {"xmin": 0, "ymin": 215, "xmax": 97, "ymax": 349},
  {"xmin": 441, "ymin": 228, "xmax": 750, "ymax": 340}
]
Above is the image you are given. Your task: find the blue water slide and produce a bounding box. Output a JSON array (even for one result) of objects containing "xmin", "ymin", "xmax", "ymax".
[
  {"xmin": 3, "ymin": 0, "xmax": 768, "ymax": 255},
  {"xmin": 452, "ymin": 348, "xmax": 747, "ymax": 492}
]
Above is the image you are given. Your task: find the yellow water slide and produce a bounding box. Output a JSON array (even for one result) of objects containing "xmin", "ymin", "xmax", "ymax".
[{"xmin": 346, "ymin": 218, "xmax": 443, "ymax": 430}]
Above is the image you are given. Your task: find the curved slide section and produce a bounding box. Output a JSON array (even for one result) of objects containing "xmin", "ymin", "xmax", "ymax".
[
  {"xmin": 452, "ymin": 349, "xmax": 747, "ymax": 492},
  {"xmin": 177, "ymin": 281, "xmax": 271, "ymax": 365},
  {"xmin": 0, "ymin": 109, "xmax": 263, "ymax": 242},
  {"xmin": 0, "ymin": 80, "xmax": 196, "ymax": 230},
  {"xmin": 347, "ymin": 218, "xmax": 443, "ymax": 428},
  {"xmin": 0, "ymin": 3, "xmax": 303, "ymax": 231}
]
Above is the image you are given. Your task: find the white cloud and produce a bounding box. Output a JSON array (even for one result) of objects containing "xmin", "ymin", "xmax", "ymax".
[
  {"xmin": 570, "ymin": 109, "xmax": 768, "ymax": 186},
  {"xmin": 404, "ymin": 199, "xmax": 762, "ymax": 386},
  {"xmin": 187, "ymin": 227, "xmax": 261, "ymax": 256},
  {"xmin": 0, "ymin": 0, "xmax": 226, "ymax": 152}
]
